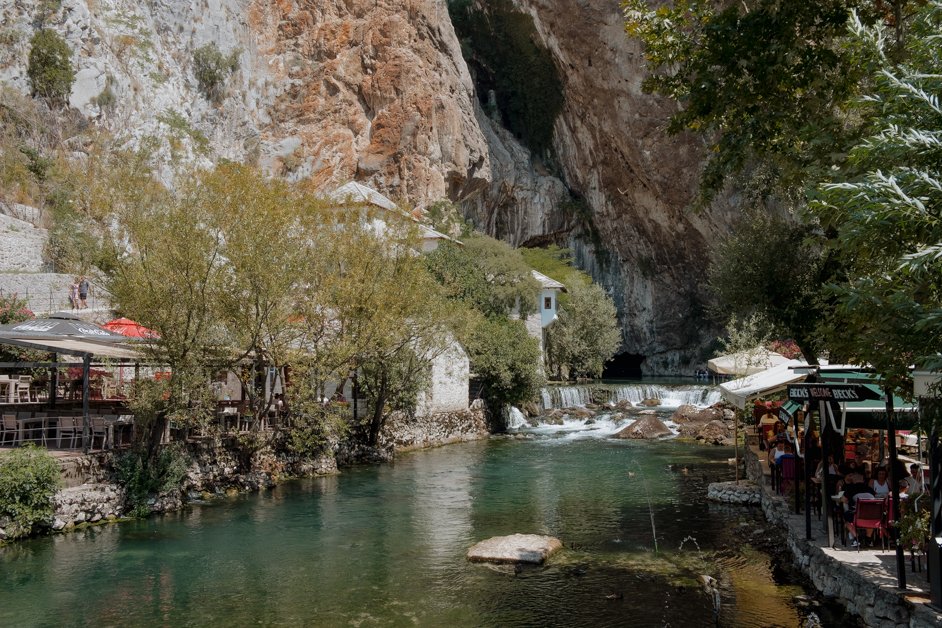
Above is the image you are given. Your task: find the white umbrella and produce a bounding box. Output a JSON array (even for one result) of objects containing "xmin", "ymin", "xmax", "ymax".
[{"xmin": 707, "ymin": 347, "xmax": 791, "ymax": 376}]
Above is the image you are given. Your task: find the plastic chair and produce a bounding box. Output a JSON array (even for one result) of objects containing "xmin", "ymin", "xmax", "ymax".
[
  {"xmin": 15, "ymin": 375, "xmax": 33, "ymax": 403},
  {"xmin": 1, "ymin": 414, "xmax": 18, "ymax": 446},
  {"xmin": 853, "ymin": 498, "xmax": 887, "ymax": 551},
  {"xmin": 56, "ymin": 416, "xmax": 81, "ymax": 449}
]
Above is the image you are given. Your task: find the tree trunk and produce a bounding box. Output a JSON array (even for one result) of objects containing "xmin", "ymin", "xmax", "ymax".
[{"xmin": 368, "ymin": 372, "xmax": 388, "ymax": 446}]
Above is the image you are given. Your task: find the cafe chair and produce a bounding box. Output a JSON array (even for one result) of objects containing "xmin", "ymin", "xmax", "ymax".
[
  {"xmin": 1, "ymin": 413, "xmax": 19, "ymax": 446},
  {"xmin": 853, "ymin": 498, "xmax": 888, "ymax": 551},
  {"xmin": 15, "ymin": 375, "xmax": 33, "ymax": 403},
  {"xmin": 56, "ymin": 416, "xmax": 81, "ymax": 449}
]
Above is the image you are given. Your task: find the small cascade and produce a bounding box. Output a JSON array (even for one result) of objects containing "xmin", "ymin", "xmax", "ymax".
[
  {"xmin": 541, "ymin": 383, "xmax": 720, "ymax": 410},
  {"xmin": 505, "ymin": 406, "xmax": 527, "ymax": 429},
  {"xmin": 541, "ymin": 386, "xmax": 594, "ymax": 410}
]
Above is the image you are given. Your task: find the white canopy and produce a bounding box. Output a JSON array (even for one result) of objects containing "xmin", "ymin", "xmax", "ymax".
[
  {"xmin": 707, "ymin": 348, "xmax": 792, "ymax": 376},
  {"xmin": 719, "ymin": 361, "xmax": 808, "ymax": 409}
]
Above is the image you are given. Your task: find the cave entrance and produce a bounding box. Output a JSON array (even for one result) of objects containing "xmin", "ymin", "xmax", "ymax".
[{"xmin": 602, "ymin": 353, "xmax": 645, "ymax": 379}]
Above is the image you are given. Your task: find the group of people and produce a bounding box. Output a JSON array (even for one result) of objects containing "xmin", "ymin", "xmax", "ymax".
[
  {"xmin": 68, "ymin": 276, "xmax": 90, "ymax": 310},
  {"xmin": 826, "ymin": 456, "xmax": 925, "ymax": 548}
]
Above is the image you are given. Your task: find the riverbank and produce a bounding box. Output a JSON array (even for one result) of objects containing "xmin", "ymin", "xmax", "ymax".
[
  {"xmin": 743, "ymin": 439, "xmax": 942, "ymax": 627},
  {"xmin": 0, "ymin": 408, "xmax": 488, "ymax": 543}
]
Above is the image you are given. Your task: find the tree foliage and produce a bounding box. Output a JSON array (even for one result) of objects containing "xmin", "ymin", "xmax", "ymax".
[
  {"xmin": 0, "ymin": 445, "xmax": 60, "ymax": 539},
  {"xmin": 424, "ymin": 234, "xmax": 539, "ymax": 319},
  {"xmin": 27, "ymin": 29, "xmax": 75, "ymax": 104},
  {"xmin": 623, "ymin": 0, "xmax": 866, "ymax": 200},
  {"xmin": 192, "ymin": 43, "xmax": 239, "ymax": 104},
  {"xmin": 708, "ymin": 207, "xmax": 828, "ymax": 363},
  {"xmin": 545, "ymin": 281, "xmax": 621, "ymax": 380},
  {"xmin": 812, "ymin": 4, "xmax": 942, "ymax": 390},
  {"xmin": 464, "ymin": 315, "xmax": 544, "ymax": 409}
]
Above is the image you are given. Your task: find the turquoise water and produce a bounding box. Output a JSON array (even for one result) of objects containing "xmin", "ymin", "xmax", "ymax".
[{"xmin": 0, "ymin": 436, "xmax": 847, "ymax": 627}]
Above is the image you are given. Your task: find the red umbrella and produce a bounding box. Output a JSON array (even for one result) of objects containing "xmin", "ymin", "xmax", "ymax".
[{"xmin": 103, "ymin": 317, "xmax": 160, "ymax": 339}]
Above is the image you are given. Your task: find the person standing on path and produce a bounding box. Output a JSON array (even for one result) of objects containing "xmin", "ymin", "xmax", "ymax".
[
  {"xmin": 78, "ymin": 276, "xmax": 89, "ymax": 309},
  {"xmin": 69, "ymin": 278, "xmax": 79, "ymax": 310}
]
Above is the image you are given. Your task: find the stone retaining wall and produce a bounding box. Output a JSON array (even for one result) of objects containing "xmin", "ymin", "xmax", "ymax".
[
  {"xmin": 707, "ymin": 480, "xmax": 761, "ymax": 505},
  {"xmin": 380, "ymin": 408, "xmax": 489, "ymax": 451},
  {"xmin": 744, "ymin": 446, "xmax": 942, "ymax": 627}
]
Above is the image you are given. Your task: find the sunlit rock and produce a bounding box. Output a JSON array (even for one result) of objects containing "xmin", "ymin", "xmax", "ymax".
[{"xmin": 467, "ymin": 534, "xmax": 562, "ymax": 564}]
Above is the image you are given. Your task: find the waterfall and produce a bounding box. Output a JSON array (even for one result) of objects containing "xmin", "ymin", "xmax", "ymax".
[
  {"xmin": 505, "ymin": 406, "xmax": 527, "ymax": 429},
  {"xmin": 540, "ymin": 386, "xmax": 594, "ymax": 410},
  {"xmin": 541, "ymin": 383, "xmax": 720, "ymax": 410}
]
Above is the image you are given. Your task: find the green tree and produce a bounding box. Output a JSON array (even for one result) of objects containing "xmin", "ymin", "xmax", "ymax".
[
  {"xmin": 622, "ymin": 0, "xmax": 867, "ymax": 201},
  {"xmin": 545, "ymin": 281, "xmax": 621, "ymax": 380},
  {"xmin": 192, "ymin": 43, "xmax": 239, "ymax": 103},
  {"xmin": 465, "ymin": 315, "xmax": 544, "ymax": 411},
  {"xmin": 424, "ymin": 234, "xmax": 539, "ymax": 318},
  {"xmin": 707, "ymin": 207, "xmax": 829, "ymax": 364},
  {"xmin": 812, "ymin": 3, "xmax": 942, "ymax": 393},
  {"xmin": 27, "ymin": 29, "xmax": 75, "ymax": 104}
]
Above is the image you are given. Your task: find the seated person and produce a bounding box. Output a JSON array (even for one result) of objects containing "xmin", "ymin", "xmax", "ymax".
[
  {"xmin": 869, "ymin": 467, "xmax": 890, "ymax": 498},
  {"xmin": 903, "ymin": 463, "xmax": 924, "ymax": 496},
  {"xmin": 768, "ymin": 437, "xmax": 788, "ymax": 466},
  {"xmin": 842, "ymin": 472, "xmax": 876, "ymax": 547}
]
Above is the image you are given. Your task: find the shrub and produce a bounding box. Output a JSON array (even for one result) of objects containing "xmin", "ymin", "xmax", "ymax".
[
  {"xmin": 0, "ymin": 445, "xmax": 61, "ymax": 539},
  {"xmin": 27, "ymin": 29, "xmax": 75, "ymax": 104},
  {"xmin": 192, "ymin": 43, "xmax": 239, "ymax": 103},
  {"xmin": 114, "ymin": 445, "xmax": 190, "ymax": 518}
]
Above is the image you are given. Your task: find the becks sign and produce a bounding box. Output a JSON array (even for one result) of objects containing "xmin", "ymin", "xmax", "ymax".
[{"xmin": 787, "ymin": 383, "xmax": 883, "ymax": 403}]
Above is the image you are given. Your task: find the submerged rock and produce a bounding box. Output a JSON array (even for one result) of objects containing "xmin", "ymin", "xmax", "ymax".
[
  {"xmin": 612, "ymin": 416, "xmax": 672, "ymax": 439},
  {"xmin": 467, "ymin": 534, "xmax": 563, "ymax": 564},
  {"xmin": 639, "ymin": 398, "xmax": 661, "ymax": 407}
]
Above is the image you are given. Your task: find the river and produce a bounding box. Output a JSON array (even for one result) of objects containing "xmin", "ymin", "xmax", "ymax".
[{"xmin": 0, "ymin": 385, "xmax": 855, "ymax": 626}]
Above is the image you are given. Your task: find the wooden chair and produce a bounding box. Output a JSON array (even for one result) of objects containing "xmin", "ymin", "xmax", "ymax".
[{"xmin": 90, "ymin": 416, "xmax": 108, "ymax": 450}]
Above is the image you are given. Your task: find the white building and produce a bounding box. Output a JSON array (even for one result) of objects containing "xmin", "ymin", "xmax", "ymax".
[
  {"xmin": 328, "ymin": 182, "xmax": 457, "ymax": 253},
  {"xmin": 525, "ymin": 270, "xmax": 566, "ymax": 363}
]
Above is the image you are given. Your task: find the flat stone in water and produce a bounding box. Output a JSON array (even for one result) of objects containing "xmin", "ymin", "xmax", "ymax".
[{"xmin": 467, "ymin": 534, "xmax": 562, "ymax": 564}]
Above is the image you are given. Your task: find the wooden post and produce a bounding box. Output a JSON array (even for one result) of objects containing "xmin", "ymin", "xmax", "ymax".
[
  {"xmin": 82, "ymin": 354, "xmax": 91, "ymax": 454},
  {"xmin": 885, "ymin": 388, "xmax": 906, "ymax": 590}
]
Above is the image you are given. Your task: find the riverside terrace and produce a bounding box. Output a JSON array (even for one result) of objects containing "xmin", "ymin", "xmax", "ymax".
[{"xmin": 745, "ymin": 435, "xmax": 942, "ymax": 626}]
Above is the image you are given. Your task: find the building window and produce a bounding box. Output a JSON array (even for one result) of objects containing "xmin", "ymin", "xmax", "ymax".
[{"xmin": 544, "ymin": 296, "xmax": 553, "ymax": 310}]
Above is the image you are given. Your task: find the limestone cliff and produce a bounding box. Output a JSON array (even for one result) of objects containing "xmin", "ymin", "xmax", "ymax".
[
  {"xmin": 0, "ymin": 0, "xmax": 736, "ymax": 374},
  {"xmin": 458, "ymin": 0, "xmax": 740, "ymax": 374},
  {"xmin": 0, "ymin": 0, "xmax": 489, "ymax": 203}
]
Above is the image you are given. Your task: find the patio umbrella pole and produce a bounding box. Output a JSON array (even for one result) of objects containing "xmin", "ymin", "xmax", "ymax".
[
  {"xmin": 885, "ymin": 388, "xmax": 906, "ymax": 590},
  {"xmin": 82, "ymin": 355, "xmax": 91, "ymax": 454},
  {"xmin": 49, "ymin": 353, "xmax": 58, "ymax": 408}
]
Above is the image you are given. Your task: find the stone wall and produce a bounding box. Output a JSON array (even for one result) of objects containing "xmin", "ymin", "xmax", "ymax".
[
  {"xmin": 380, "ymin": 408, "xmax": 489, "ymax": 451},
  {"xmin": 416, "ymin": 337, "xmax": 471, "ymax": 416},
  {"xmin": 0, "ymin": 213, "xmax": 47, "ymax": 272},
  {"xmin": 744, "ymin": 446, "xmax": 942, "ymax": 628}
]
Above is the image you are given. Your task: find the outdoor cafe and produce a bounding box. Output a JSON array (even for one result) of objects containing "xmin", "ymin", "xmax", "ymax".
[
  {"xmin": 722, "ymin": 364, "xmax": 935, "ymax": 592},
  {"xmin": 0, "ymin": 313, "xmax": 144, "ymax": 453}
]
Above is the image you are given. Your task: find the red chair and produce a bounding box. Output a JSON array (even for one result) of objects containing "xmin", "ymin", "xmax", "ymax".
[{"xmin": 853, "ymin": 498, "xmax": 888, "ymax": 550}]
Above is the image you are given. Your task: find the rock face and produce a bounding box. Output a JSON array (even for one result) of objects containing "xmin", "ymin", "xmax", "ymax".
[
  {"xmin": 0, "ymin": 0, "xmax": 739, "ymax": 375},
  {"xmin": 467, "ymin": 533, "xmax": 562, "ymax": 564},
  {"xmin": 613, "ymin": 415, "xmax": 672, "ymax": 440}
]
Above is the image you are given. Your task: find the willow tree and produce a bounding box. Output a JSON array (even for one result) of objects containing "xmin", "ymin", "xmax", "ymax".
[{"xmin": 813, "ymin": 4, "xmax": 942, "ymax": 393}]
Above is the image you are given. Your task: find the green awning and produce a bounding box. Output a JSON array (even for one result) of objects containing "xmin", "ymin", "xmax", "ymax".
[
  {"xmin": 778, "ymin": 400, "xmax": 802, "ymax": 425},
  {"xmin": 817, "ymin": 373, "xmax": 918, "ymax": 429}
]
